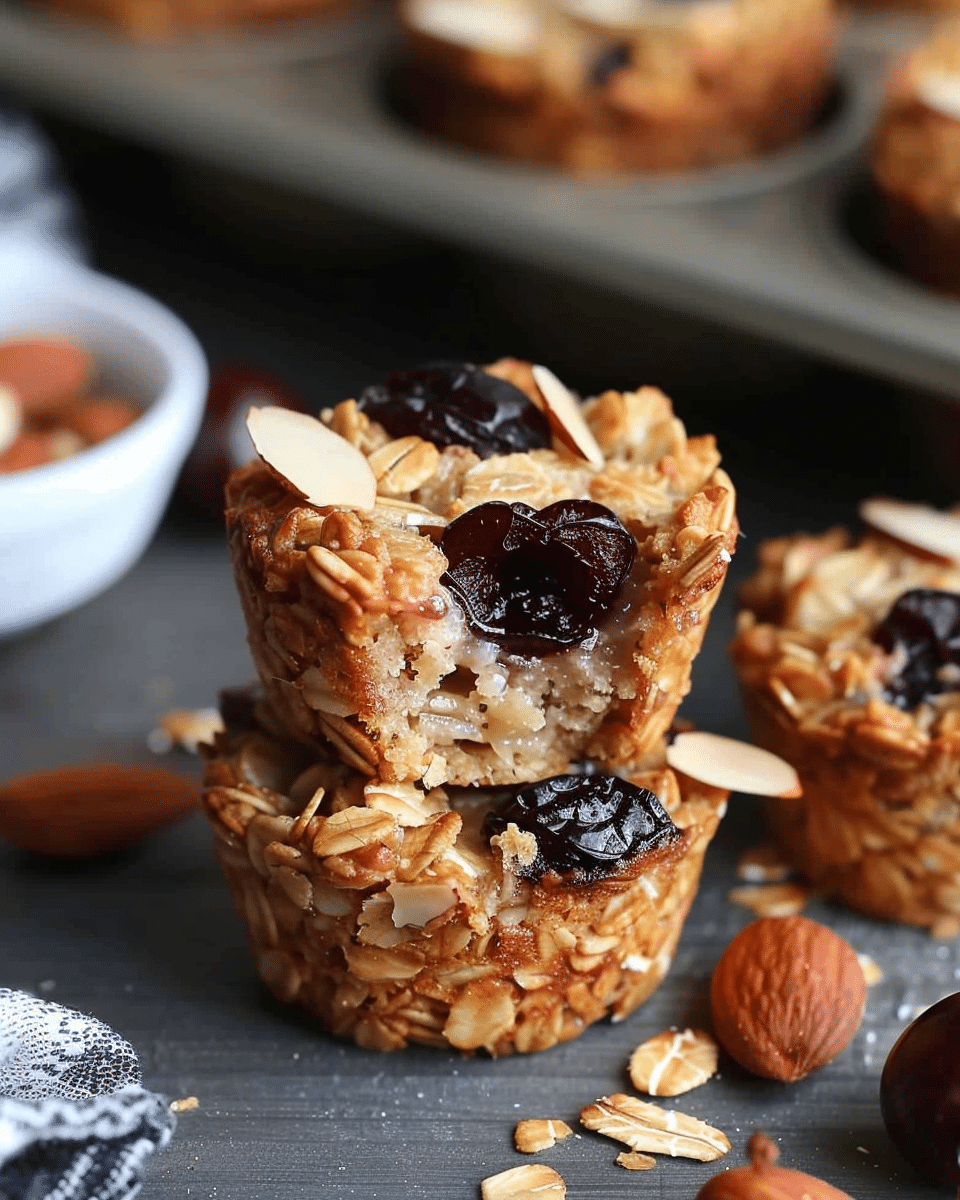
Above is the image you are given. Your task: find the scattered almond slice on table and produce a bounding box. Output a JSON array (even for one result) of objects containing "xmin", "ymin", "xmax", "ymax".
[
  {"xmin": 148, "ymin": 707, "xmax": 224, "ymax": 754},
  {"xmin": 246, "ymin": 406, "xmax": 377, "ymax": 510},
  {"xmin": 860, "ymin": 497, "xmax": 960, "ymax": 563},
  {"xmin": 727, "ymin": 882, "xmax": 810, "ymax": 918},
  {"xmin": 666, "ymin": 731, "xmax": 801, "ymax": 798},
  {"xmin": 857, "ymin": 953, "xmax": 884, "ymax": 987},
  {"xmin": 628, "ymin": 1028, "xmax": 719, "ymax": 1096},
  {"xmin": 736, "ymin": 844, "xmax": 792, "ymax": 883},
  {"xmin": 513, "ymin": 1119, "xmax": 573, "ymax": 1153},
  {"xmin": 480, "ymin": 1164, "xmax": 566, "ymax": 1199},
  {"xmin": 616, "ymin": 1151, "xmax": 656, "ymax": 1171},
  {"xmin": 531, "ymin": 364, "xmax": 605, "ymax": 468},
  {"xmin": 579, "ymin": 1094, "xmax": 730, "ymax": 1162}
]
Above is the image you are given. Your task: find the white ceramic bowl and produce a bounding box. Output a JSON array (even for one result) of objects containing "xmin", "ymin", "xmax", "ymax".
[{"xmin": 0, "ymin": 243, "xmax": 208, "ymax": 636}]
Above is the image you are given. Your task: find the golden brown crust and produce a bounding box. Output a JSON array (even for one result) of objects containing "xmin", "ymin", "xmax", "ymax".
[
  {"xmin": 731, "ymin": 527, "xmax": 960, "ymax": 931},
  {"xmin": 871, "ymin": 22, "xmax": 960, "ymax": 297},
  {"xmin": 397, "ymin": 0, "xmax": 837, "ymax": 173},
  {"xmin": 202, "ymin": 719, "xmax": 727, "ymax": 1053},
  {"xmin": 226, "ymin": 369, "xmax": 738, "ymax": 789}
]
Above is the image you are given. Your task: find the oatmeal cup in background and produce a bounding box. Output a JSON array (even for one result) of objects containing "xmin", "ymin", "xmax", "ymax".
[
  {"xmin": 730, "ymin": 504, "xmax": 960, "ymax": 935},
  {"xmin": 393, "ymin": 0, "xmax": 838, "ymax": 173},
  {"xmin": 202, "ymin": 698, "xmax": 728, "ymax": 1054},
  {"xmin": 872, "ymin": 21, "xmax": 960, "ymax": 298},
  {"xmin": 225, "ymin": 358, "xmax": 738, "ymax": 791}
]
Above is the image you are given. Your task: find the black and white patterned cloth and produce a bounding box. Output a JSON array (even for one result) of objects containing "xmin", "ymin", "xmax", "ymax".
[{"xmin": 0, "ymin": 990, "xmax": 174, "ymax": 1200}]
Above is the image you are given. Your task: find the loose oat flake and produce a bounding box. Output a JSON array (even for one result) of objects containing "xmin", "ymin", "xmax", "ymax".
[
  {"xmin": 616, "ymin": 1151, "xmax": 656, "ymax": 1170},
  {"xmin": 480, "ymin": 1163, "xmax": 567, "ymax": 1198},
  {"xmin": 628, "ymin": 1028, "xmax": 719, "ymax": 1097},
  {"xmin": 579, "ymin": 1094, "xmax": 730, "ymax": 1161}
]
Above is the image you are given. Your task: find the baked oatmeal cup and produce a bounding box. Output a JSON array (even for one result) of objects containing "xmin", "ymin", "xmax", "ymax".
[
  {"xmin": 226, "ymin": 359, "xmax": 737, "ymax": 790},
  {"xmin": 395, "ymin": 0, "xmax": 837, "ymax": 173},
  {"xmin": 872, "ymin": 21, "xmax": 960, "ymax": 298},
  {"xmin": 731, "ymin": 514, "xmax": 960, "ymax": 934},
  {"xmin": 202, "ymin": 698, "xmax": 728, "ymax": 1054}
]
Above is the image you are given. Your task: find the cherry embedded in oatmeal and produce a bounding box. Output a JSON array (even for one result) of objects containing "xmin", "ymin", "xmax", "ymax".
[
  {"xmin": 872, "ymin": 587, "xmax": 960, "ymax": 709},
  {"xmin": 439, "ymin": 499, "xmax": 636, "ymax": 656},
  {"xmin": 485, "ymin": 773, "xmax": 681, "ymax": 883},
  {"xmin": 355, "ymin": 362, "xmax": 552, "ymax": 458}
]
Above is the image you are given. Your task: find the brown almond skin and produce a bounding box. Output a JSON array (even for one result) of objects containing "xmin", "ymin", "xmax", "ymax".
[
  {"xmin": 0, "ymin": 763, "xmax": 201, "ymax": 857},
  {"xmin": 697, "ymin": 1133, "xmax": 855, "ymax": 1200},
  {"xmin": 710, "ymin": 915, "xmax": 865, "ymax": 1082}
]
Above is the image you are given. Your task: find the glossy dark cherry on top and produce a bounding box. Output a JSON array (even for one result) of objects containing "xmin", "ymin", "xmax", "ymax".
[
  {"xmin": 439, "ymin": 499, "xmax": 636, "ymax": 657},
  {"xmin": 873, "ymin": 588, "xmax": 960, "ymax": 710},
  {"xmin": 356, "ymin": 362, "xmax": 552, "ymax": 459},
  {"xmin": 880, "ymin": 990, "xmax": 960, "ymax": 1188},
  {"xmin": 484, "ymin": 773, "xmax": 681, "ymax": 885}
]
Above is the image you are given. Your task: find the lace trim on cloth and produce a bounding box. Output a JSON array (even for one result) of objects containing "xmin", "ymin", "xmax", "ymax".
[{"xmin": 0, "ymin": 990, "xmax": 175, "ymax": 1200}]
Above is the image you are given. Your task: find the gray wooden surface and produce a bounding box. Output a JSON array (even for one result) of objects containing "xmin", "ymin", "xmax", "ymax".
[{"xmin": 0, "ymin": 179, "xmax": 954, "ymax": 1196}]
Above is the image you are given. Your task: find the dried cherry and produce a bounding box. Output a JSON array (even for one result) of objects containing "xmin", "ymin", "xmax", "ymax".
[
  {"xmin": 484, "ymin": 773, "xmax": 680, "ymax": 884},
  {"xmin": 880, "ymin": 990, "xmax": 960, "ymax": 1187},
  {"xmin": 439, "ymin": 499, "xmax": 635, "ymax": 656},
  {"xmin": 872, "ymin": 588, "xmax": 960, "ymax": 709},
  {"xmin": 355, "ymin": 362, "xmax": 552, "ymax": 459}
]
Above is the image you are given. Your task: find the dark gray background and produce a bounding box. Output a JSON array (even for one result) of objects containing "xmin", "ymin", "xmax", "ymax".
[{"xmin": 1, "ymin": 135, "xmax": 958, "ymax": 1198}]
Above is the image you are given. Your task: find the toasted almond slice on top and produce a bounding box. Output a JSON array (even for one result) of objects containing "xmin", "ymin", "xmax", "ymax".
[
  {"xmin": 0, "ymin": 385, "xmax": 21, "ymax": 455},
  {"xmin": 532, "ymin": 364, "xmax": 604, "ymax": 468},
  {"xmin": 860, "ymin": 497, "xmax": 960, "ymax": 563},
  {"xmin": 246, "ymin": 406, "xmax": 377, "ymax": 511},
  {"xmin": 666, "ymin": 731, "xmax": 801, "ymax": 798}
]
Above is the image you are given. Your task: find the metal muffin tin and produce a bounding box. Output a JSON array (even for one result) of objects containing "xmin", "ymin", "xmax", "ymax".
[{"xmin": 0, "ymin": 3, "xmax": 956, "ymax": 395}]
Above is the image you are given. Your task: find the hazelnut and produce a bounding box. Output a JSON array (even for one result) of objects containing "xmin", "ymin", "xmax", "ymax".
[{"xmin": 696, "ymin": 1132, "xmax": 855, "ymax": 1199}]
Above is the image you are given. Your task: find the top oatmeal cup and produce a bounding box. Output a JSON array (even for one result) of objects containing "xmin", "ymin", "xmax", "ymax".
[{"xmin": 226, "ymin": 358, "xmax": 737, "ymax": 790}]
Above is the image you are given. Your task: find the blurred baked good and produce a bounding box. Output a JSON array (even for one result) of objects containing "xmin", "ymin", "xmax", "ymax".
[
  {"xmin": 225, "ymin": 358, "xmax": 737, "ymax": 789},
  {"xmin": 872, "ymin": 21, "xmax": 960, "ymax": 298},
  {"xmin": 731, "ymin": 512, "xmax": 960, "ymax": 933},
  {"xmin": 202, "ymin": 707, "xmax": 727, "ymax": 1053},
  {"xmin": 395, "ymin": 0, "xmax": 837, "ymax": 172}
]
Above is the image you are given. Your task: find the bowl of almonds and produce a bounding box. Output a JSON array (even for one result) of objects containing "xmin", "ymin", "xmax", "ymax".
[{"xmin": 0, "ymin": 243, "xmax": 207, "ymax": 636}]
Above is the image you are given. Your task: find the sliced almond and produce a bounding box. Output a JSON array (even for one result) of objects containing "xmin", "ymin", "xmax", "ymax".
[
  {"xmin": 148, "ymin": 707, "xmax": 224, "ymax": 755},
  {"xmin": 0, "ymin": 385, "xmax": 21, "ymax": 455},
  {"xmin": 666, "ymin": 731, "xmax": 802, "ymax": 798},
  {"xmin": 580, "ymin": 1094, "xmax": 729, "ymax": 1162},
  {"xmin": 736, "ymin": 844, "xmax": 793, "ymax": 884},
  {"xmin": 727, "ymin": 882, "xmax": 810, "ymax": 918},
  {"xmin": 628, "ymin": 1028, "xmax": 719, "ymax": 1097},
  {"xmin": 532, "ymin": 364, "xmax": 604, "ymax": 468},
  {"xmin": 246, "ymin": 406, "xmax": 377, "ymax": 511},
  {"xmin": 860, "ymin": 497, "xmax": 960, "ymax": 564},
  {"xmin": 916, "ymin": 72, "xmax": 960, "ymax": 122},
  {"xmin": 480, "ymin": 1164, "xmax": 566, "ymax": 1199},
  {"xmin": 616, "ymin": 1151, "xmax": 656, "ymax": 1171},
  {"xmin": 386, "ymin": 881, "xmax": 457, "ymax": 927},
  {"xmin": 514, "ymin": 1119, "xmax": 574, "ymax": 1154},
  {"xmin": 857, "ymin": 953, "xmax": 884, "ymax": 988}
]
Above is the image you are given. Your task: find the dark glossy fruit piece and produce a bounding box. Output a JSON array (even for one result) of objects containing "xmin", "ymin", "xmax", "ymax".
[
  {"xmin": 355, "ymin": 362, "xmax": 552, "ymax": 459},
  {"xmin": 880, "ymin": 990, "xmax": 960, "ymax": 1187},
  {"xmin": 589, "ymin": 42, "xmax": 631, "ymax": 86},
  {"xmin": 439, "ymin": 499, "xmax": 636, "ymax": 656},
  {"xmin": 484, "ymin": 773, "xmax": 680, "ymax": 884},
  {"xmin": 873, "ymin": 588, "xmax": 960, "ymax": 709}
]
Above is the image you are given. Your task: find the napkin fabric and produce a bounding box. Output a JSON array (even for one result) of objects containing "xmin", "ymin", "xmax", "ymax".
[{"xmin": 0, "ymin": 989, "xmax": 174, "ymax": 1200}]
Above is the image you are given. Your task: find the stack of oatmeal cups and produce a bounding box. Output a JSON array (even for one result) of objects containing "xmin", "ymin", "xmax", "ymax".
[{"xmin": 201, "ymin": 358, "xmax": 738, "ymax": 1055}]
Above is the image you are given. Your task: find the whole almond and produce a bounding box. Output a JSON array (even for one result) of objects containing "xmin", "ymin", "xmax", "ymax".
[
  {"xmin": 696, "ymin": 1132, "xmax": 855, "ymax": 1199},
  {"xmin": 0, "ymin": 763, "xmax": 201, "ymax": 857},
  {"xmin": 709, "ymin": 915, "xmax": 865, "ymax": 1083}
]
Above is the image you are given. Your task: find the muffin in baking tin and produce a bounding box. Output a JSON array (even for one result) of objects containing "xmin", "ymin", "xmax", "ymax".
[
  {"xmin": 730, "ymin": 504, "xmax": 960, "ymax": 934},
  {"xmin": 395, "ymin": 0, "xmax": 838, "ymax": 172},
  {"xmin": 872, "ymin": 21, "xmax": 960, "ymax": 298},
  {"xmin": 203, "ymin": 697, "xmax": 728, "ymax": 1054},
  {"xmin": 226, "ymin": 358, "xmax": 737, "ymax": 790}
]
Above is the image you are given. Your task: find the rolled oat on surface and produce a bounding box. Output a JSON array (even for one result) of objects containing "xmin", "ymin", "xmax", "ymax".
[
  {"xmin": 731, "ymin": 516, "xmax": 960, "ymax": 929},
  {"xmin": 227, "ymin": 358, "xmax": 737, "ymax": 791}
]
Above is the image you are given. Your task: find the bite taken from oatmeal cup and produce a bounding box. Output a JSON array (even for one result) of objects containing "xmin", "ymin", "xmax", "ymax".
[
  {"xmin": 202, "ymin": 695, "xmax": 728, "ymax": 1055},
  {"xmin": 226, "ymin": 359, "xmax": 738, "ymax": 791},
  {"xmin": 730, "ymin": 499, "xmax": 960, "ymax": 935}
]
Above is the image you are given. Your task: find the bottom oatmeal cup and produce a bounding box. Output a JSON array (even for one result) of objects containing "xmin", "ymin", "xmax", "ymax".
[
  {"xmin": 202, "ymin": 695, "xmax": 726, "ymax": 1054},
  {"xmin": 731, "ymin": 520, "xmax": 960, "ymax": 934}
]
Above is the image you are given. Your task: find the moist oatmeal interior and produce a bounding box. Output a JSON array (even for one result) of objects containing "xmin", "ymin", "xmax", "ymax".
[{"xmin": 227, "ymin": 361, "xmax": 737, "ymax": 789}]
